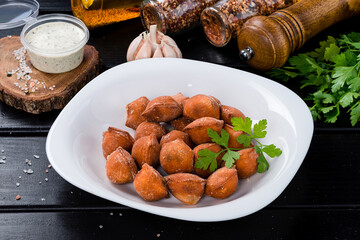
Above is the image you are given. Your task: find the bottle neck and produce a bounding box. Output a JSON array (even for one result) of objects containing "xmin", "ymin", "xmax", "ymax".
[
  {"xmin": 201, "ymin": 7, "xmax": 232, "ymax": 47},
  {"xmin": 140, "ymin": 0, "xmax": 166, "ymax": 33}
]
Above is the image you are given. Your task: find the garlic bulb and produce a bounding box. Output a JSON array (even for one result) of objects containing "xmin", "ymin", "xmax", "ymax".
[{"xmin": 126, "ymin": 25, "xmax": 182, "ymax": 61}]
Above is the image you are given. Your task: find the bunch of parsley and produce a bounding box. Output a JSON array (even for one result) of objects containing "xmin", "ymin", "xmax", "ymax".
[
  {"xmin": 195, "ymin": 117, "xmax": 282, "ymax": 173},
  {"xmin": 269, "ymin": 32, "xmax": 360, "ymax": 126}
]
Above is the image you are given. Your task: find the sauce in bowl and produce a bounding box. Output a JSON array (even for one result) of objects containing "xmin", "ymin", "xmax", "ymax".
[{"xmin": 21, "ymin": 14, "xmax": 89, "ymax": 74}]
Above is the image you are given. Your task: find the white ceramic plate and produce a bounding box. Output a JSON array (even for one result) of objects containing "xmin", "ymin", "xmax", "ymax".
[{"xmin": 46, "ymin": 58, "xmax": 313, "ymax": 222}]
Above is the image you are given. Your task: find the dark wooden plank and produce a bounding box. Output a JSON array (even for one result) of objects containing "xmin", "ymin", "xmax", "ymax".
[
  {"xmin": 1, "ymin": 134, "xmax": 360, "ymax": 209},
  {"xmin": 1, "ymin": 209, "xmax": 359, "ymax": 239},
  {"xmin": 0, "ymin": 137, "xmax": 118, "ymax": 208},
  {"xmin": 271, "ymin": 133, "xmax": 360, "ymax": 207},
  {"xmin": 37, "ymin": 0, "xmax": 71, "ymax": 12},
  {"xmin": 0, "ymin": 105, "xmax": 59, "ymax": 133}
]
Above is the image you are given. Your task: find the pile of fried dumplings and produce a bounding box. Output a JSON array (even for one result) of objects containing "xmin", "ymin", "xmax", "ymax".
[{"xmin": 102, "ymin": 93, "xmax": 259, "ymax": 205}]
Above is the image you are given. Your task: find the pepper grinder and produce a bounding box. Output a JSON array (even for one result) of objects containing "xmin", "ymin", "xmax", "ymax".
[{"xmin": 237, "ymin": 0, "xmax": 360, "ymax": 71}]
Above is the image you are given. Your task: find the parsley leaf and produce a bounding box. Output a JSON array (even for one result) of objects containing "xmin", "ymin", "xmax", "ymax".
[
  {"xmin": 324, "ymin": 43, "xmax": 340, "ymax": 61},
  {"xmin": 331, "ymin": 66, "xmax": 356, "ymax": 92},
  {"xmin": 350, "ymin": 102, "xmax": 360, "ymax": 126},
  {"xmin": 207, "ymin": 129, "xmax": 229, "ymax": 148},
  {"xmin": 262, "ymin": 144, "xmax": 282, "ymax": 158},
  {"xmin": 195, "ymin": 149, "xmax": 220, "ymax": 172},
  {"xmin": 232, "ymin": 117, "xmax": 252, "ymax": 134},
  {"xmin": 339, "ymin": 92, "xmax": 359, "ymax": 108},
  {"xmin": 236, "ymin": 134, "xmax": 252, "ymax": 147},
  {"xmin": 253, "ymin": 119, "xmax": 267, "ymax": 138},
  {"xmin": 257, "ymin": 152, "xmax": 269, "ymax": 173},
  {"xmin": 222, "ymin": 151, "xmax": 239, "ymax": 168},
  {"xmin": 349, "ymin": 77, "xmax": 360, "ymax": 91}
]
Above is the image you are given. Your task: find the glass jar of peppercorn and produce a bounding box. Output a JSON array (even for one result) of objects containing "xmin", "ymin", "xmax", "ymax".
[
  {"xmin": 140, "ymin": 0, "xmax": 219, "ymax": 34},
  {"xmin": 201, "ymin": 0, "xmax": 299, "ymax": 47}
]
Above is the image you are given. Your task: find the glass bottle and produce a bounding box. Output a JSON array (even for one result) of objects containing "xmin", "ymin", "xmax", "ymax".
[
  {"xmin": 201, "ymin": 0, "xmax": 298, "ymax": 47},
  {"xmin": 71, "ymin": 0, "xmax": 143, "ymax": 29},
  {"xmin": 140, "ymin": 0, "xmax": 219, "ymax": 35}
]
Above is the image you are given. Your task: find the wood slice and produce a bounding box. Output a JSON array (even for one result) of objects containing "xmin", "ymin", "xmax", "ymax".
[{"xmin": 0, "ymin": 36, "xmax": 100, "ymax": 114}]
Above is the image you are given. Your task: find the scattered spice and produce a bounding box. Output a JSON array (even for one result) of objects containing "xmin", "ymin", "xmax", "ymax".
[
  {"xmin": 7, "ymin": 46, "xmax": 54, "ymax": 94},
  {"xmin": 157, "ymin": 233, "xmax": 161, "ymax": 237},
  {"xmin": 45, "ymin": 178, "xmax": 48, "ymax": 182},
  {"xmin": 110, "ymin": 212, "xmax": 113, "ymax": 216},
  {"xmin": 72, "ymin": 5, "xmax": 140, "ymax": 29},
  {"xmin": 1, "ymin": 150, "xmax": 4, "ymax": 153},
  {"xmin": 16, "ymin": 195, "xmax": 21, "ymax": 200},
  {"xmin": 99, "ymin": 225, "xmax": 103, "ymax": 229},
  {"xmin": 0, "ymin": 160, "xmax": 6, "ymax": 164},
  {"xmin": 16, "ymin": 183, "xmax": 20, "ymax": 187},
  {"xmin": 2, "ymin": 156, "xmax": 6, "ymax": 160},
  {"xmin": 201, "ymin": 0, "xmax": 294, "ymax": 46},
  {"xmin": 141, "ymin": 0, "xmax": 218, "ymax": 34},
  {"xmin": 23, "ymin": 169, "xmax": 34, "ymax": 174},
  {"xmin": 41, "ymin": 198, "xmax": 46, "ymax": 201},
  {"xmin": 33, "ymin": 155, "xmax": 40, "ymax": 159},
  {"xmin": 48, "ymin": 164, "xmax": 52, "ymax": 168},
  {"xmin": 25, "ymin": 159, "xmax": 32, "ymax": 166},
  {"xmin": 45, "ymin": 169, "xmax": 49, "ymax": 173}
]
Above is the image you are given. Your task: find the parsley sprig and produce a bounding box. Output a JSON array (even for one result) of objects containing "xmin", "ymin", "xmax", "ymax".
[
  {"xmin": 269, "ymin": 32, "xmax": 360, "ymax": 126},
  {"xmin": 194, "ymin": 117, "xmax": 282, "ymax": 173}
]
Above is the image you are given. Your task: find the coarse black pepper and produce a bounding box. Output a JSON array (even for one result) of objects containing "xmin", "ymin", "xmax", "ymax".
[
  {"xmin": 201, "ymin": 0, "xmax": 298, "ymax": 47},
  {"xmin": 140, "ymin": 0, "xmax": 220, "ymax": 35}
]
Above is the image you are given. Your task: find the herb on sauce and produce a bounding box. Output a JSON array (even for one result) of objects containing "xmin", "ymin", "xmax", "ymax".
[{"xmin": 195, "ymin": 117, "xmax": 282, "ymax": 173}]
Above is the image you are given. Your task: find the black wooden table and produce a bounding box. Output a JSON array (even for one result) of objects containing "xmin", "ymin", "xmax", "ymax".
[{"xmin": 1, "ymin": 1, "xmax": 360, "ymax": 239}]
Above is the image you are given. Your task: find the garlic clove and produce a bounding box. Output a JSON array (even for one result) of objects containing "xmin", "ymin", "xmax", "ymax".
[
  {"xmin": 149, "ymin": 25, "xmax": 159, "ymax": 44},
  {"xmin": 148, "ymin": 25, "xmax": 158, "ymax": 54},
  {"xmin": 162, "ymin": 35, "xmax": 177, "ymax": 47},
  {"xmin": 135, "ymin": 38, "xmax": 152, "ymax": 60},
  {"xmin": 162, "ymin": 35, "xmax": 182, "ymax": 58},
  {"xmin": 172, "ymin": 44, "xmax": 182, "ymax": 58},
  {"xmin": 157, "ymin": 31, "xmax": 165, "ymax": 43},
  {"xmin": 126, "ymin": 35, "xmax": 142, "ymax": 61},
  {"xmin": 153, "ymin": 44, "xmax": 164, "ymax": 58},
  {"xmin": 161, "ymin": 42, "xmax": 178, "ymax": 58}
]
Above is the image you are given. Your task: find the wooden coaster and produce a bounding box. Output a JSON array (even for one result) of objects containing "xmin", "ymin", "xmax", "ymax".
[{"xmin": 0, "ymin": 36, "xmax": 100, "ymax": 114}]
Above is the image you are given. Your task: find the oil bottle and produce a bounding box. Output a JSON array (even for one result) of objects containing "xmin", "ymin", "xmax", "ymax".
[{"xmin": 71, "ymin": 0, "xmax": 143, "ymax": 28}]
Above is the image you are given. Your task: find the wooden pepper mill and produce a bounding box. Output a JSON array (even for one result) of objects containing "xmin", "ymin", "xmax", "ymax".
[{"xmin": 237, "ymin": 0, "xmax": 360, "ymax": 71}]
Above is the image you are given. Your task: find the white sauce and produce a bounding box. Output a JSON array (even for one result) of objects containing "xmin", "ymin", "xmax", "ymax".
[{"xmin": 24, "ymin": 21, "xmax": 87, "ymax": 74}]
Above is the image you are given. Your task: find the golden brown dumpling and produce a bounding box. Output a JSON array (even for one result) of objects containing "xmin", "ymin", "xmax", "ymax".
[
  {"xmin": 133, "ymin": 163, "xmax": 169, "ymax": 201},
  {"xmin": 105, "ymin": 147, "xmax": 138, "ymax": 184},
  {"xmin": 134, "ymin": 122, "xmax": 166, "ymax": 141},
  {"xmin": 165, "ymin": 173, "xmax": 206, "ymax": 205},
  {"xmin": 142, "ymin": 96, "xmax": 182, "ymax": 122},
  {"xmin": 160, "ymin": 139, "xmax": 194, "ymax": 174},
  {"xmin": 102, "ymin": 127, "xmax": 134, "ymax": 158},
  {"xmin": 205, "ymin": 167, "xmax": 238, "ymax": 199},
  {"xmin": 183, "ymin": 94, "xmax": 220, "ymax": 120},
  {"xmin": 132, "ymin": 134, "xmax": 160, "ymax": 168},
  {"xmin": 183, "ymin": 117, "xmax": 224, "ymax": 145},
  {"xmin": 125, "ymin": 96, "xmax": 150, "ymax": 130}
]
